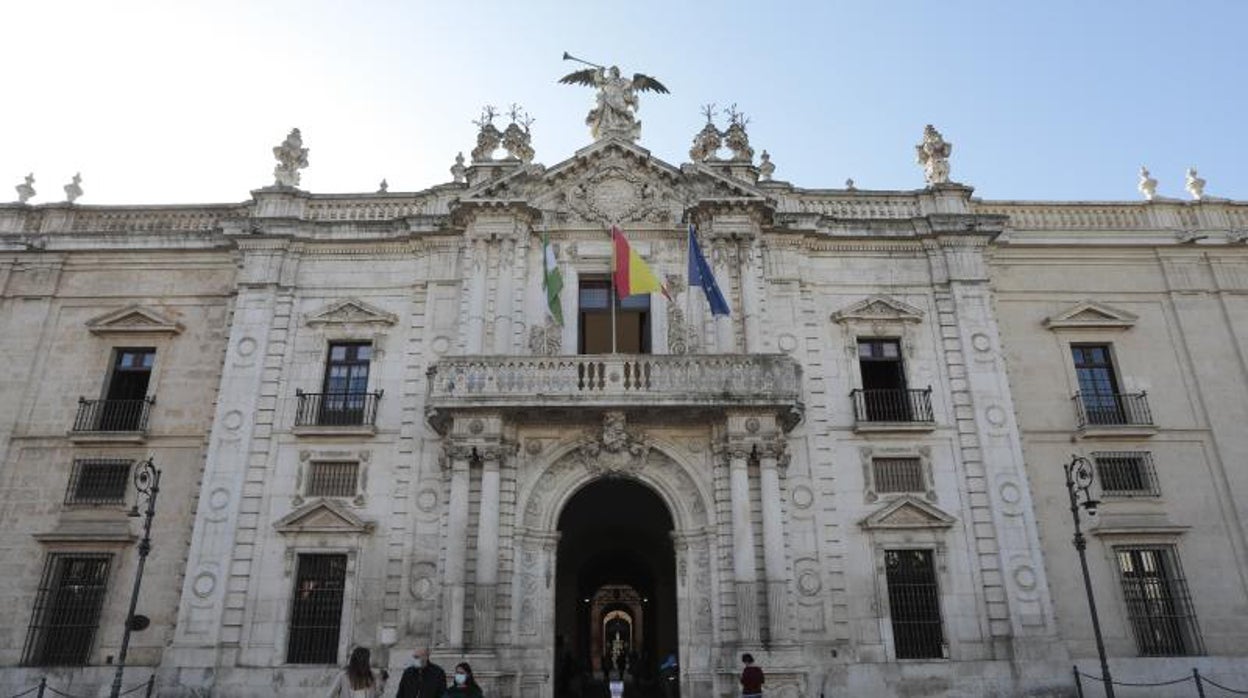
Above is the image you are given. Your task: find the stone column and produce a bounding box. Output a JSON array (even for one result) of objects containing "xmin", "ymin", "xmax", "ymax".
[
  {"xmin": 473, "ymin": 444, "xmax": 504, "ymax": 647},
  {"xmin": 444, "ymin": 443, "xmax": 473, "ymax": 648},
  {"xmin": 757, "ymin": 439, "xmax": 789, "ymax": 642},
  {"xmin": 464, "ymin": 237, "xmax": 488, "ymax": 354},
  {"xmin": 738, "ymin": 236, "xmax": 762, "ymax": 353},
  {"xmin": 492, "ymin": 236, "xmax": 516, "ymax": 354},
  {"xmin": 727, "ymin": 445, "xmax": 759, "ymax": 642}
]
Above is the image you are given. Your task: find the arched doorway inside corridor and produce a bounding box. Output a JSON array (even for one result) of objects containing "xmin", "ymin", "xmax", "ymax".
[{"xmin": 554, "ymin": 478, "xmax": 677, "ymax": 697}]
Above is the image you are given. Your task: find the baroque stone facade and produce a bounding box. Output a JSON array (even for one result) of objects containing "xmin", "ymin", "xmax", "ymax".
[{"xmin": 1, "ymin": 112, "xmax": 1247, "ymax": 698}]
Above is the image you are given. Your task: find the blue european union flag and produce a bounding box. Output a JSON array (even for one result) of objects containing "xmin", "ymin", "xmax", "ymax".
[{"xmin": 687, "ymin": 224, "xmax": 731, "ymax": 316}]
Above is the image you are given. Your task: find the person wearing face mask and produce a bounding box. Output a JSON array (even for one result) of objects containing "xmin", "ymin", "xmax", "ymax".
[
  {"xmin": 395, "ymin": 647, "xmax": 447, "ymax": 698},
  {"xmin": 446, "ymin": 662, "xmax": 483, "ymax": 698}
]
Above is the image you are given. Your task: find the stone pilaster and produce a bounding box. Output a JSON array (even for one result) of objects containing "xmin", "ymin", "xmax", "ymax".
[
  {"xmin": 758, "ymin": 438, "xmax": 789, "ymax": 643},
  {"xmin": 463, "ymin": 236, "xmax": 487, "ymax": 354},
  {"xmin": 727, "ymin": 443, "xmax": 759, "ymax": 642},
  {"xmin": 473, "ymin": 442, "xmax": 506, "ymax": 647},
  {"xmin": 443, "ymin": 443, "xmax": 473, "ymax": 648},
  {"xmin": 492, "ymin": 235, "xmax": 517, "ymax": 354},
  {"xmin": 739, "ymin": 236, "xmax": 763, "ymax": 352}
]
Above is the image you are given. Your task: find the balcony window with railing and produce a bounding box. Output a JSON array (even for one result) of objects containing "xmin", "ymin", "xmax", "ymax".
[
  {"xmin": 295, "ymin": 390, "xmax": 382, "ymax": 427},
  {"xmin": 72, "ymin": 348, "xmax": 156, "ymax": 433},
  {"xmin": 1073, "ymin": 391, "xmax": 1153, "ymax": 428},
  {"xmin": 852, "ymin": 388, "xmax": 935, "ymax": 424}
]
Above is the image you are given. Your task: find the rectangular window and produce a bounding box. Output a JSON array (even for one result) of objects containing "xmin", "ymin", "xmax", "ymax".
[
  {"xmin": 885, "ymin": 549, "xmax": 944, "ymax": 659},
  {"xmin": 99, "ymin": 348, "xmax": 155, "ymax": 431},
  {"xmin": 287, "ymin": 553, "xmax": 347, "ymax": 664},
  {"xmin": 64, "ymin": 458, "xmax": 133, "ymax": 505},
  {"xmin": 1093, "ymin": 452, "xmax": 1159, "ymax": 497},
  {"xmin": 578, "ymin": 279, "xmax": 650, "ymax": 354},
  {"xmin": 321, "ymin": 343, "xmax": 372, "ymax": 425},
  {"xmin": 21, "ymin": 554, "xmax": 112, "ymax": 666},
  {"xmin": 1072, "ymin": 344, "xmax": 1124, "ymax": 424},
  {"xmin": 1116, "ymin": 547, "xmax": 1203, "ymax": 656},
  {"xmin": 873, "ymin": 457, "xmax": 926, "ymax": 494},
  {"xmin": 306, "ymin": 461, "xmax": 359, "ymax": 498}
]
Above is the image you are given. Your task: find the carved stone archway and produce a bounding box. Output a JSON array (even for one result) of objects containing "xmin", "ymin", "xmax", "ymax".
[{"xmin": 512, "ymin": 412, "xmax": 719, "ymax": 698}]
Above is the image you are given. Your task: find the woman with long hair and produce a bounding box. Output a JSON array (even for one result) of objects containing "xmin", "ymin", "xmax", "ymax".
[
  {"xmin": 327, "ymin": 647, "xmax": 389, "ymax": 698},
  {"xmin": 446, "ymin": 661, "xmax": 483, "ymax": 698}
]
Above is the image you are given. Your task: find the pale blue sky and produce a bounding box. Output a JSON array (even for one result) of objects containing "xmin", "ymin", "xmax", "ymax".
[{"xmin": 3, "ymin": 1, "xmax": 1244, "ymax": 204}]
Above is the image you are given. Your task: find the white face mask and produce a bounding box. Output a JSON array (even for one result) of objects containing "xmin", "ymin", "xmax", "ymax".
[
  {"xmin": 454, "ymin": 673, "xmax": 467, "ymax": 685},
  {"xmin": 409, "ymin": 657, "xmax": 424, "ymax": 669}
]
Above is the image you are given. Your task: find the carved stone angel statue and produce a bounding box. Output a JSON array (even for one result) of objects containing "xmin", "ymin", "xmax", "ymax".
[
  {"xmin": 915, "ymin": 124, "xmax": 952, "ymax": 186},
  {"xmin": 560, "ymin": 64, "xmax": 669, "ymax": 142}
]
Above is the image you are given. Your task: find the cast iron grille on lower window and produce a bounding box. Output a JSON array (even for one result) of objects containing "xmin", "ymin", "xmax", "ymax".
[
  {"xmin": 21, "ymin": 554, "xmax": 112, "ymax": 666},
  {"xmin": 885, "ymin": 549, "xmax": 945, "ymax": 659},
  {"xmin": 287, "ymin": 553, "xmax": 347, "ymax": 664},
  {"xmin": 1093, "ymin": 452, "xmax": 1159, "ymax": 497},
  {"xmin": 64, "ymin": 458, "xmax": 133, "ymax": 505},
  {"xmin": 873, "ymin": 457, "xmax": 926, "ymax": 494},
  {"xmin": 1116, "ymin": 547, "xmax": 1203, "ymax": 656},
  {"xmin": 306, "ymin": 462, "xmax": 359, "ymax": 498},
  {"xmin": 294, "ymin": 391, "xmax": 382, "ymax": 427}
]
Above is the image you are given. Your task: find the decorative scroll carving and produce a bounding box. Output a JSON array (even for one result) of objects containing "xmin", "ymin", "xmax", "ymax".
[{"xmin": 574, "ymin": 411, "xmax": 652, "ymax": 478}]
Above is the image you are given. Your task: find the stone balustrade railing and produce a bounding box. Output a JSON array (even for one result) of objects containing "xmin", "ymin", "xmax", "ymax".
[
  {"xmin": 0, "ymin": 205, "xmax": 244, "ymax": 235},
  {"xmin": 975, "ymin": 201, "xmax": 1248, "ymax": 231},
  {"xmin": 784, "ymin": 196, "xmax": 921, "ymax": 219},
  {"xmin": 426, "ymin": 353, "xmax": 804, "ymax": 430}
]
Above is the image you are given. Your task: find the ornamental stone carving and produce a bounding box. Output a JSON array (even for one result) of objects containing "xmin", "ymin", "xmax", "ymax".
[
  {"xmin": 1138, "ymin": 166, "xmax": 1158, "ymax": 201},
  {"xmin": 15, "ymin": 173, "xmax": 35, "ymax": 204},
  {"xmin": 63, "ymin": 172, "xmax": 83, "ymax": 203},
  {"xmin": 451, "ymin": 152, "xmax": 467, "ymax": 183},
  {"xmin": 915, "ymin": 124, "xmax": 952, "ymax": 186},
  {"xmin": 272, "ymin": 129, "xmax": 308, "ymax": 187},
  {"xmin": 559, "ymin": 63, "xmax": 669, "ymax": 142},
  {"xmin": 471, "ymin": 106, "xmax": 503, "ymax": 162},
  {"xmin": 723, "ymin": 105, "xmax": 754, "ymax": 162},
  {"xmin": 1186, "ymin": 167, "xmax": 1206, "ymax": 201},
  {"xmin": 759, "ymin": 151, "xmax": 775, "ymax": 181},
  {"xmin": 528, "ymin": 318, "xmax": 563, "ymax": 356},
  {"xmin": 502, "ymin": 105, "xmax": 536, "ymax": 163},
  {"xmin": 574, "ymin": 411, "xmax": 652, "ymax": 477},
  {"xmin": 690, "ymin": 105, "xmax": 722, "ymax": 162}
]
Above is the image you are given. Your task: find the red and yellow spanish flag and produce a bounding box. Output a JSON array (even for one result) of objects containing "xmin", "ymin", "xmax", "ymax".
[{"xmin": 611, "ymin": 226, "xmax": 670, "ymax": 301}]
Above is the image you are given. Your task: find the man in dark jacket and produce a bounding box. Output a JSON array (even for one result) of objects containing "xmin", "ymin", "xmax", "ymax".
[{"xmin": 395, "ymin": 647, "xmax": 447, "ymax": 698}]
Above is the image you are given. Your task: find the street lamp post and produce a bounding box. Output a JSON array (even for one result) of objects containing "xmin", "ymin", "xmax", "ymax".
[
  {"xmin": 109, "ymin": 459, "xmax": 161, "ymax": 698},
  {"xmin": 1064, "ymin": 454, "xmax": 1114, "ymax": 698}
]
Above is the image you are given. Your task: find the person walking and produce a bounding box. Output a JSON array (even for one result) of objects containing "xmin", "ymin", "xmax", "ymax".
[
  {"xmin": 446, "ymin": 662, "xmax": 484, "ymax": 698},
  {"xmin": 739, "ymin": 653, "xmax": 764, "ymax": 698},
  {"xmin": 395, "ymin": 647, "xmax": 447, "ymax": 698},
  {"xmin": 325, "ymin": 647, "xmax": 388, "ymax": 698}
]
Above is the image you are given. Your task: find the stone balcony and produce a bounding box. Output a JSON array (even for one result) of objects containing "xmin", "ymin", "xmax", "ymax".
[{"xmin": 426, "ymin": 354, "xmax": 804, "ymax": 432}]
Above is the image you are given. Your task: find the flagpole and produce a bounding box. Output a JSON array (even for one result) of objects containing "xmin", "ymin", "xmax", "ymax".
[{"xmin": 610, "ymin": 225, "xmax": 618, "ymax": 354}]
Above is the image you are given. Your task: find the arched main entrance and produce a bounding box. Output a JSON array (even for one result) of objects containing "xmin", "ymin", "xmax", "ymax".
[{"xmin": 554, "ymin": 478, "xmax": 677, "ymax": 698}]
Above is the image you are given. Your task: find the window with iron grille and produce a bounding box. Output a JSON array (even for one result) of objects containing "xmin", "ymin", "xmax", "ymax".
[
  {"xmin": 21, "ymin": 554, "xmax": 112, "ymax": 666},
  {"xmin": 287, "ymin": 553, "xmax": 347, "ymax": 664},
  {"xmin": 1093, "ymin": 452, "xmax": 1159, "ymax": 497},
  {"xmin": 873, "ymin": 457, "xmax": 926, "ymax": 494},
  {"xmin": 64, "ymin": 459, "xmax": 132, "ymax": 505},
  {"xmin": 306, "ymin": 461, "xmax": 359, "ymax": 498},
  {"xmin": 1115, "ymin": 546, "xmax": 1203, "ymax": 656},
  {"xmin": 884, "ymin": 549, "xmax": 945, "ymax": 659}
]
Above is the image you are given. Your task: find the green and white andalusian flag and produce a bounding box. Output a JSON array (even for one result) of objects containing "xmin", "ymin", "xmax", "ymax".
[{"xmin": 542, "ymin": 229, "xmax": 564, "ymax": 326}]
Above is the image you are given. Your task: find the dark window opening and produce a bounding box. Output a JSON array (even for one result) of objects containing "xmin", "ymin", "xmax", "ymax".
[
  {"xmin": 885, "ymin": 549, "xmax": 944, "ymax": 659},
  {"xmin": 858, "ymin": 339, "xmax": 911, "ymax": 421},
  {"xmin": 578, "ymin": 279, "xmax": 650, "ymax": 354},
  {"xmin": 287, "ymin": 553, "xmax": 347, "ymax": 664},
  {"xmin": 98, "ymin": 348, "xmax": 155, "ymax": 431},
  {"xmin": 1073, "ymin": 344, "xmax": 1125, "ymax": 424},
  {"xmin": 22, "ymin": 554, "xmax": 112, "ymax": 666},
  {"xmin": 65, "ymin": 458, "xmax": 132, "ymax": 505}
]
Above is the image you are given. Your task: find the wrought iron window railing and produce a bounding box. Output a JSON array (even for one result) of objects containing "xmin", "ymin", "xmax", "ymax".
[
  {"xmin": 306, "ymin": 461, "xmax": 359, "ymax": 498},
  {"xmin": 1115, "ymin": 547, "xmax": 1204, "ymax": 656},
  {"xmin": 287, "ymin": 553, "xmax": 347, "ymax": 664},
  {"xmin": 851, "ymin": 388, "xmax": 935, "ymax": 424},
  {"xmin": 21, "ymin": 554, "xmax": 112, "ymax": 666},
  {"xmin": 64, "ymin": 458, "xmax": 133, "ymax": 505},
  {"xmin": 885, "ymin": 549, "xmax": 945, "ymax": 659},
  {"xmin": 294, "ymin": 391, "xmax": 382, "ymax": 428},
  {"xmin": 71, "ymin": 397, "xmax": 154, "ymax": 433},
  {"xmin": 1073, "ymin": 391, "xmax": 1153, "ymax": 428},
  {"xmin": 1093, "ymin": 451, "xmax": 1160, "ymax": 497}
]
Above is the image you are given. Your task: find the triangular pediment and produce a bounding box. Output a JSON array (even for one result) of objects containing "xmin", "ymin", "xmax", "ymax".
[
  {"xmin": 859, "ymin": 496, "xmax": 956, "ymax": 531},
  {"xmin": 86, "ymin": 305, "xmax": 184, "ymax": 335},
  {"xmin": 1043, "ymin": 300, "xmax": 1137, "ymax": 330},
  {"xmin": 274, "ymin": 499, "xmax": 374, "ymax": 535},
  {"xmin": 304, "ymin": 298, "xmax": 397, "ymax": 327},
  {"xmin": 458, "ymin": 138, "xmax": 770, "ymax": 226},
  {"xmin": 832, "ymin": 295, "xmax": 925, "ymax": 324}
]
